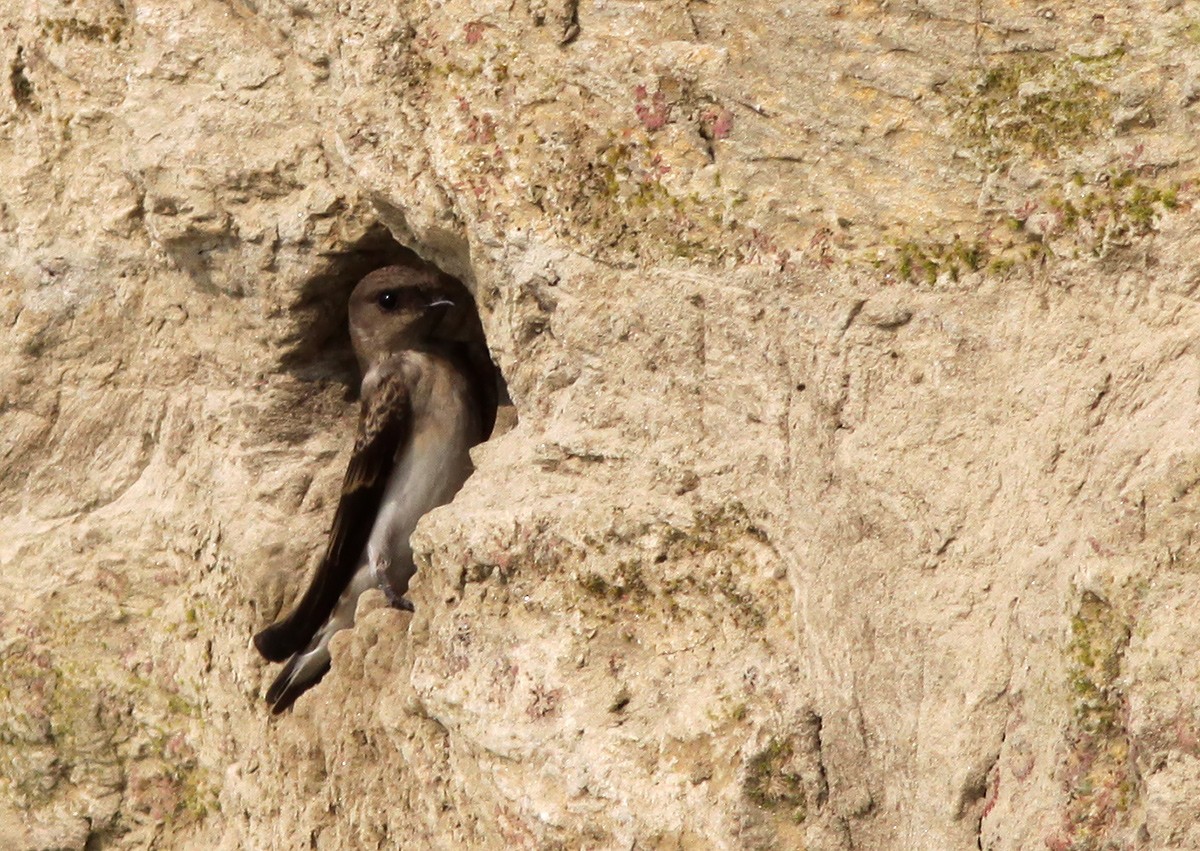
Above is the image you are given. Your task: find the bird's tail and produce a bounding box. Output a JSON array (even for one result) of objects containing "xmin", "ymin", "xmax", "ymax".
[
  {"xmin": 261, "ymin": 562, "xmax": 379, "ymax": 713},
  {"xmin": 265, "ymin": 632, "xmax": 333, "ymax": 714}
]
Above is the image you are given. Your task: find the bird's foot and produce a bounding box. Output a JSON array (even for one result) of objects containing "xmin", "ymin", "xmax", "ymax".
[
  {"xmin": 371, "ymin": 557, "xmax": 415, "ymax": 611},
  {"xmin": 381, "ymin": 583, "xmax": 415, "ymax": 612}
]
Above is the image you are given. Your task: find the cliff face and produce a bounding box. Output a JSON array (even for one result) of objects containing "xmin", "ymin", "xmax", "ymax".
[{"xmin": 2, "ymin": 1, "xmax": 1199, "ymax": 848}]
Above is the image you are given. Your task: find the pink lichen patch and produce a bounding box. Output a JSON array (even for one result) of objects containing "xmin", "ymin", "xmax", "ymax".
[
  {"xmin": 464, "ymin": 21, "xmax": 486, "ymax": 45},
  {"xmin": 635, "ymin": 85, "xmax": 671, "ymax": 132},
  {"xmin": 127, "ymin": 765, "xmax": 185, "ymax": 821},
  {"xmin": 738, "ymin": 227, "xmax": 786, "ymax": 267},
  {"xmin": 527, "ymin": 683, "xmax": 563, "ymax": 719},
  {"xmin": 467, "ymin": 113, "xmax": 497, "ymax": 145},
  {"xmin": 701, "ymin": 106, "xmax": 735, "ymax": 140}
]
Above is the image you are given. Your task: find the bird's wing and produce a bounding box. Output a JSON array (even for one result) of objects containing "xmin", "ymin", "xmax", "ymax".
[{"xmin": 254, "ymin": 369, "xmax": 411, "ymax": 662}]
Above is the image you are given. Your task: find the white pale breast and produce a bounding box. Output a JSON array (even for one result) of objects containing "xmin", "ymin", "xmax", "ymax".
[{"xmin": 364, "ymin": 352, "xmax": 477, "ymax": 593}]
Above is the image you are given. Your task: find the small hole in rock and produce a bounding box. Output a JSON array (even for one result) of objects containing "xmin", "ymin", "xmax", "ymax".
[
  {"xmin": 610, "ymin": 690, "xmax": 632, "ymax": 712},
  {"xmin": 10, "ymin": 47, "xmax": 36, "ymax": 111}
]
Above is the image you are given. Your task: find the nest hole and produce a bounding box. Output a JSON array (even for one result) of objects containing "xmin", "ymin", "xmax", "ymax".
[
  {"xmin": 280, "ymin": 223, "xmax": 511, "ymax": 423},
  {"xmin": 280, "ymin": 223, "xmax": 415, "ymax": 387}
]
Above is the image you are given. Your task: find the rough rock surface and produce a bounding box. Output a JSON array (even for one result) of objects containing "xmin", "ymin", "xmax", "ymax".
[{"xmin": 2, "ymin": 0, "xmax": 1199, "ymax": 848}]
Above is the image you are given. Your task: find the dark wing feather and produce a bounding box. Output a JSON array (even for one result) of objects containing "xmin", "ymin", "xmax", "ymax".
[{"xmin": 253, "ymin": 373, "xmax": 411, "ymax": 662}]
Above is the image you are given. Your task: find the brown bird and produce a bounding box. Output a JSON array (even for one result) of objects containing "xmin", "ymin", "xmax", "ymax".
[{"xmin": 254, "ymin": 260, "xmax": 497, "ymax": 712}]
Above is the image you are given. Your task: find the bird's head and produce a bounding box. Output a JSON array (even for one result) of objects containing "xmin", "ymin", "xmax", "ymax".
[{"xmin": 348, "ymin": 263, "xmax": 479, "ymax": 371}]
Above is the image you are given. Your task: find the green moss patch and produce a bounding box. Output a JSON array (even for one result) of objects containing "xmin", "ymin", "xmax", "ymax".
[
  {"xmin": 41, "ymin": 14, "xmax": 127, "ymax": 44},
  {"xmin": 882, "ymin": 168, "xmax": 1186, "ymax": 284},
  {"xmin": 0, "ymin": 629, "xmax": 215, "ymax": 840},
  {"xmin": 952, "ymin": 52, "xmax": 1122, "ymax": 163},
  {"xmin": 1046, "ymin": 592, "xmax": 1137, "ymax": 850},
  {"xmin": 744, "ymin": 737, "xmax": 807, "ymax": 821},
  {"xmin": 573, "ymin": 502, "xmax": 773, "ymax": 628}
]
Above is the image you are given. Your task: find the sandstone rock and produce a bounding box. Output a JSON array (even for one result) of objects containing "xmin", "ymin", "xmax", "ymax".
[{"xmin": 2, "ymin": 0, "xmax": 1199, "ymax": 848}]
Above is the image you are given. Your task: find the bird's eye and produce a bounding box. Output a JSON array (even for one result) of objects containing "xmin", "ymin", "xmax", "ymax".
[{"xmin": 376, "ymin": 290, "xmax": 399, "ymax": 311}]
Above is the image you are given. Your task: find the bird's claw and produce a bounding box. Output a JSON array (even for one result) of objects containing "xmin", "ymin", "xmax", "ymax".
[
  {"xmin": 371, "ymin": 558, "xmax": 415, "ymax": 611},
  {"xmin": 382, "ymin": 584, "xmax": 415, "ymax": 612}
]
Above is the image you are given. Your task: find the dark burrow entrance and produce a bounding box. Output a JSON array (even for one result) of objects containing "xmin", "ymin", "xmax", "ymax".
[
  {"xmin": 280, "ymin": 221, "xmax": 510, "ymax": 404},
  {"xmin": 281, "ymin": 223, "xmax": 429, "ymax": 387},
  {"xmin": 255, "ymin": 221, "xmax": 512, "ymax": 712},
  {"xmin": 280, "ymin": 218, "xmax": 512, "ymax": 424}
]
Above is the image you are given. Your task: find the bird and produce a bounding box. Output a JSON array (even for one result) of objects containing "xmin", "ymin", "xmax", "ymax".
[{"xmin": 253, "ymin": 259, "xmax": 498, "ymax": 713}]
